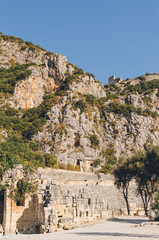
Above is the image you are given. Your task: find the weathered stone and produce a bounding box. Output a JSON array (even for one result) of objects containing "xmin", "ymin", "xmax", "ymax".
[
  {"xmin": 0, "ymin": 38, "xmax": 159, "ymax": 170},
  {"xmin": 148, "ymin": 208, "xmax": 159, "ymax": 221}
]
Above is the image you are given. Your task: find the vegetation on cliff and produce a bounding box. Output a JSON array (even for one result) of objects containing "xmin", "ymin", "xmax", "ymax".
[
  {"xmin": 0, "ymin": 63, "xmax": 35, "ymax": 95},
  {"xmin": 0, "ymin": 33, "xmax": 46, "ymax": 51},
  {"xmin": 0, "ymin": 34, "xmax": 158, "ymax": 177},
  {"xmin": 104, "ymin": 79, "xmax": 159, "ymax": 97},
  {"xmin": 105, "ymin": 102, "xmax": 158, "ymax": 118}
]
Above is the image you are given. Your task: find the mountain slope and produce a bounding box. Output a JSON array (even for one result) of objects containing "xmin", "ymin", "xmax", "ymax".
[{"xmin": 0, "ymin": 34, "xmax": 158, "ymax": 172}]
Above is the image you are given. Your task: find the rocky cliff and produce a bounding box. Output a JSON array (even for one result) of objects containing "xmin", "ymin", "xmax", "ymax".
[{"xmin": 0, "ymin": 34, "xmax": 158, "ymax": 172}]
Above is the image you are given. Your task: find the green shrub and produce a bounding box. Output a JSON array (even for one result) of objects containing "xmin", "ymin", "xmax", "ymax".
[
  {"xmin": 25, "ymin": 41, "xmax": 37, "ymax": 49},
  {"xmin": 74, "ymin": 100, "xmax": 86, "ymax": 114},
  {"xmin": 90, "ymin": 134, "xmax": 100, "ymax": 147},
  {"xmin": 22, "ymin": 94, "xmax": 60, "ymax": 139},
  {"xmin": 0, "ymin": 108, "xmax": 29, "ymax": 133},
  {"xmin": 101, "ymin": 147, "xmax": 116, "ymax": 159},
  {"xmin": 0, "ymin": 34, "xmax": 46, "ymax": 51},
  {"xmin": 73, "ymin": 68, "xmax": 85, "ymax": 76},
  {"xmin": 100, "ymin": 158, "xmax": 116, "ymax": 174},
  {"xmin": 106, "ymin": 102, "xmax": 136, "ymax": 118},
  {"xmin": 121, "ymin": 79, "xmax": 159, "ymax": 95},
  {"xmin": 9, "ymin": 179, "xmax": 38, "ymax": 202},
  {"xmin": 64, "ymin": 74, "xmax": 76, "ymax": 84},
  {"xmin": 104, "ymin": 84, "xmax": 121, "ymax": 93},
  {"xmin": 20, "ymin": 46, "xmax": 27, "ymax": 51},
  {"xmin": 0, "ymin": 183, "xmax": 7, "ymax": 193},
  {"xmin": 67, "ymin": 163, "xmax": 75, "ymax": 171},
  {"xmin": 36, "ymin": 45, "xmax": 46, "ymax": 51},
  {"xmin": 142, "ymin": 96, "xmax": 152, "ymax": 104},
  {"xmin": 93, "ymin": 159, "xmax": 101, "ymax": 167},
  {"xmin": 66, "ymin": 62, "xmax": 78, "ymax": 69},
  {"xmin": 29, "ymin": 46, "xmax": 36, "ymax": 52},
  {"xmin": 144, "ymin": 90, "xmax": 152, "ymax": 95},
  {"xmin": 85, "ymin": 94, "xmax": 96, "ymax": 105},
  {"xmin": 29, "ymin": 142, "xmax": 40, "ymax": 151},
  {"xmin": 66, "ymin": 163, "xmax": 80, "ymax": 171},
  {"xmin": 44, "ymin": 154, "xmax": 57, "ymax": 167},
  {"xmin": 0, "ymin": 136, "xmax": 44, "ymax": 172},
  {"xmin": 75, "ymin": 164, "xmax": 81, "ymax": 171},
  {"xmin": 0, "ymin": 63, "xmax": 33, "ymax": 94},
  {"xmin": 86, "ymin": 72, "xmax": 95, "ymax": 79},
  {"xmin": 149, "ymin": 111, "xmax": 158, "ymax": 118},
  {"xmin": 105, "ymin": 102, "xmax": 158, "ymax": 118},
  {"xmin": 0, "ymin": 34, "xmax": 24, "ymax": 43},
  {"xmin": 5, "ymin": 107, "xmax": 19, "ymax": 116},
  {"xmin": 0, "ymin": 93, "xmax": 61, "ymax": 140},
  {"xmin": 100, "ymin": 148, "xmax": 116, "ymax": 173},
  {"xmin": 44, "ymin": 51, "xmax": 53, "ymax": 56}
]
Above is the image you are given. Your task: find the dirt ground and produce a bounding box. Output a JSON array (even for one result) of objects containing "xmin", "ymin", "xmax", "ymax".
[{"xmin": 2, "ymin": 216, "xmax": 159, "ymax": 240}]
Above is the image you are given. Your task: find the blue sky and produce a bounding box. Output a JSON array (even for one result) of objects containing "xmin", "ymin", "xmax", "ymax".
[{"xmin": 0, "ymin": 0, "xmax": 158, "ymax": 84}]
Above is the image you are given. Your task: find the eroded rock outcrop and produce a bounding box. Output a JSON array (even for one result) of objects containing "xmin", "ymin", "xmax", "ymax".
[
  {"xmin": 0, "ymin": 35, "xmax": 159, "ymax": 171},
  {"xmin": 33, "ymin": 92, "xmax": 159, "ymax": 170},
  {"xmin": 0, "ymin": 39, "xmax": 104, "ymax": 109}
]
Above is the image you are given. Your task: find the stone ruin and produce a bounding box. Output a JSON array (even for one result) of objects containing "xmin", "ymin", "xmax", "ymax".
[
  {"xmin": 0, "ymin": 165, "xmax": 144, "ymax": 234},
  {"xmin": 108, "ymin": 75, "xmax": 122, "ymax": 84}
]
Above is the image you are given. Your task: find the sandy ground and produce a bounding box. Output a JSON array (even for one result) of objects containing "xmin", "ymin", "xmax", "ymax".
[{"xmin": 1, "ymin": 217, "xmax": 159, "ymax": 240}]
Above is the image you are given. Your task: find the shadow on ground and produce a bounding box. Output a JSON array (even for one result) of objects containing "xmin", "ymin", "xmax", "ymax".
[
  {"xmin": 73, "ymin": 232, "xmax": 159, "ymax": 238},
  {"xmin": 71, "ymin": 218, "xmax": 158, "ymax": 239},
  {"xmin": 107, "ymin": 217, "xmax": 149, "ymax": 224}
]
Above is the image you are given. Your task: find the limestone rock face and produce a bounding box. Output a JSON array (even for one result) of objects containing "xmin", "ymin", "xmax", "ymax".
[
  {"xmin": 0, "ymin": 39, "xmax": 68, "ymax": 108},
  {"xmin": 104, "ymin": 112, "xmax": 159, "ymax": 158},
  {"xmin": 125, "ymin": 94, "xmax": 144, "ymax": 108},
  {"xmin": 0, "ymin": 39, "xmax": 105, "ymax": 108},
  {"xmin": 9, "ymin": 53, "xmax": 68, "ymax": 109},
  {"xmin": 33, "ymin": 98, "xmax": 105, "ymax": 171},
  {"xmin": 70, "ymin": 76, "xmax": 106, "ymax": 98},
  {"xmin": 33, "ymin": 92, "xmax": 159, "ymax": 170},
  {"xmin": 0, "ymin": 36, "xmax": 159, "ymax": 171},
  {"xmin": 9, "ymin": 66, "xmax": 44, "ymax": 109},
  {"xmin": 0, "ymin": 40, "xmax": 45, "ymax": 67}
]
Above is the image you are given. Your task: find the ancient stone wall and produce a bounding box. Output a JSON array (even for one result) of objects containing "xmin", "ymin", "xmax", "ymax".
[
  {"xmin": 36, "ymin": 169, "xmax": 144, "ymax": 232},
  {"xmin": 1, "ymin": 168, "xmax": 144, "ymax": 234},
  {"xmin": 3, "ymin": 191, "xmax": 44, "ymax": 233},
  {"xmin": 1, "ymin": 165, "xmax": 44, "ymax": 233}
]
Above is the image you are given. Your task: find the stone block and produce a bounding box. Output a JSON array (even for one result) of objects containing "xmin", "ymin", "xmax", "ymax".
[{"xmin": 59, "ymin": 217, "xmax": 73, "ymax": 223}]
